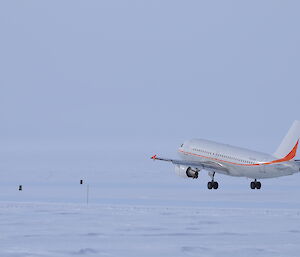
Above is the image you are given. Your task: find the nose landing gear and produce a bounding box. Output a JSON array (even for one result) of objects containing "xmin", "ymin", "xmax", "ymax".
[
  {"xmin": 207, "ymin": 181, "xmax": 218, "ymax": 190},
  {"xmin": 250, "ymin": 179, "xmax": 261, "ymax": 190},
  {"xmin": 207, "ymin": 172, "xmax": 219, "ymax": 190}
]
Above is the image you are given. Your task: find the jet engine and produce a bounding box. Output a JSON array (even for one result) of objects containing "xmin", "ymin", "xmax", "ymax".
[{"xmin": 175, "ymin": 165, "xmax": 199, "ymax": 179}]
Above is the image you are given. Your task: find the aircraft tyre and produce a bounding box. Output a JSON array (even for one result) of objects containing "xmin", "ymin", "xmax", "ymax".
[
  {"xmin": 207, "ymin": 181, "xmax": 213, "ymax": 190},
  {"xmin": 250, "ymin": 181, "xmax": 261, "ymax": 190},
  {"xmin": 208, "ymin": 181, "xmax": 218, "ymax": 190},
  {"xmin": 256, "ymin": 181, "xmax": 261, "ymax": 189},
  {"xmin": 213, "ymin": 181, "xmax": 218, "ymax": 189}
]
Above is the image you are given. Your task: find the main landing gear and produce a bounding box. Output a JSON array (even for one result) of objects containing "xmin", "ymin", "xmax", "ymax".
[
  {"xmin": 250, "ymin": 179, "xmax": 261, "ymax": 190},
  {"xmin": 207, "ymin": 172, "xmax": 218, "ymax": 190}
]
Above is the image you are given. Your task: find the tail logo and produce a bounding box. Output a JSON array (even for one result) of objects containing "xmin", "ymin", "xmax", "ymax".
[{"xmin": 269, "ymin": 140, "xmax": 299, "ymax": 164}]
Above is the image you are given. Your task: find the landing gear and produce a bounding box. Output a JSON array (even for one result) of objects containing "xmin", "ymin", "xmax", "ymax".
[
  {"xmin": 207, "ymin": 172, "xmax": 219, "ymax": 190},
  {"xmin": 207, "ymin": 181, "xmax": 218, "ymax": 189},
  {"xmin": 250, "ymin": 179, "xmax": 261, "ymax": 190}
]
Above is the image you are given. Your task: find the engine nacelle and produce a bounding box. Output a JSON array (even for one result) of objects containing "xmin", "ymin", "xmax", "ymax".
[{"xmin": 175, "ymin": 165, "xmax": 199, "ymax": 179}]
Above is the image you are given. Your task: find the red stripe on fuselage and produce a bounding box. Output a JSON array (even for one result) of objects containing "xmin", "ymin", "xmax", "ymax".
[{"xmin": 179, "ymin": 140, "xmax": 299, "ymax": 167}]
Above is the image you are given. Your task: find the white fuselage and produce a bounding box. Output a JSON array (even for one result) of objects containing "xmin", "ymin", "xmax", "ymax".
[{"xmin": 178, "ymin": 139, "xmax": 299, "ymax": 179}]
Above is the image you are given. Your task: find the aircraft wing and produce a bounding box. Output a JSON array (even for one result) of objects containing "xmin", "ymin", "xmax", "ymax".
[{"xmin": 151, "ymin": 155, "xmax": 229, "ymax": 173}]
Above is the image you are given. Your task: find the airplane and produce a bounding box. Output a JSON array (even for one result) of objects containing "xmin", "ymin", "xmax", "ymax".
[{"xmin": 151, "ymin": 120, "xmax": 300, "ymax": 190}]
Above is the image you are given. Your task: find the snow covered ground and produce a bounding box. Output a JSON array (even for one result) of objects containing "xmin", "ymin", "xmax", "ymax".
[
  {"xmin": 1, "ymin": 169, "xmax": 300, "ymax": 257},
  {"xmin": 1, "ymin": 201, "xmax": 300, "ymax": 257}
]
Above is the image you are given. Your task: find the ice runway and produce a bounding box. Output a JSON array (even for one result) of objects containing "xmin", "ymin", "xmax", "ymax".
[{"xmin": 1, "ymin": 201, "xmax": 300, "ymax": 257}]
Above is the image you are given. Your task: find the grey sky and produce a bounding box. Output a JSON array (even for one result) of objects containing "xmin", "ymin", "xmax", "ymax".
[{"xmin": 1, "ymin": 1, "xmax": 300, "ymax": 183}]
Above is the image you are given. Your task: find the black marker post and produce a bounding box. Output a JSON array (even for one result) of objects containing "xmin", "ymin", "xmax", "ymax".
[{"xmin": 80, "ymin": 179, "xmax": 89, "ymax": 205}]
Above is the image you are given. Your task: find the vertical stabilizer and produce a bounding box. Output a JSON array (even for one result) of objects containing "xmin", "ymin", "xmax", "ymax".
[{"xmin": 274, "ymin": 120, "xmax": 300, "ymax": 159}]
